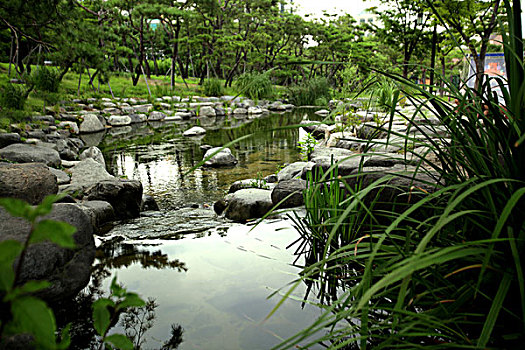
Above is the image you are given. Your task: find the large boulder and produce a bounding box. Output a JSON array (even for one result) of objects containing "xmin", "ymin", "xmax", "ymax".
[
  {"xmin": 271, "ymin": 179, "xmax": 306, "ymax": 208},
  {"xmin": 0, "ymin": 143, "xmax": 61, "ymax": 168},
  {"xmin": 79, "ymin": 146, "xmax": 106, "ymax": 167},
  {"xmin": 84, "ymin": 180, "xmax": 143, "ymax": 219},
  {"xmin": 0, "ymin": 163, "xmax": 58, "ymax": 204},
  {"xmin": 223, "ymin": 188, "xmax": 274, "ymax": 222},
  {"xmin": 183, "ymin": 126, "xmax": 206, "ymax": 136},
  {"xmin": 199, "ymin": 106, "xmax": 216, "ymax": 117},
  {"xmin": 78, "ymin": 200, "xmax": 116, "ymax": 232},
  {"xmin": 0, "ymin": 204, "xmax": 95, "ymax": 302},
  {"xmin": 277, "ymin": 162, "xmax": 314, "ymax": 182},
  {"xmin": 133, "ymin": 104, "xmax": 154, "ymax": 114},
  {"xmin": 203, "ymin": 147, "xmax": 238, "ymax": 167},
  {"xmin": 310, "ymin": 147, "xmax": 366, "ymax": 176},
  {"xmin": 79, "ymin": 114, "xmax": 105, "ymax": 133},
  {"xmin": 108, "ymin": 115, "xmax": 132, "ymax": 126},
  {"xmin": 148, "ymin": 111, "xmax": 167, "ymax": 121}
]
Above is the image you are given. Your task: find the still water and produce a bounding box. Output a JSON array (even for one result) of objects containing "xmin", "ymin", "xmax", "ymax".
[{"xmin": 79, "ymin": 110, "xmax": 326, "ymax": 349}]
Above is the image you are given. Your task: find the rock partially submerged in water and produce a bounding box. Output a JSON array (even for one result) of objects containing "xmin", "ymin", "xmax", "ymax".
[
  {"xmin": 0, "ymin": 143, "xmax": 61, "ymax": 168},
  {"xmin": 221, "ymin": 188, "xmax": 274, "ymax": 223},
  {"xmin": 0, "ymin": 203, "xmax": 95, "ymax": 302},
  {"xmin": 0, "ymin": 163, "xmax": 58, "ymax": 204},
  {"xmin": 203, "ymin": 147, "xmax": 238, "ymax": 167},
  {"xmin": 183, "ymin": 126, "xmax": 206, "ymax": 136}
]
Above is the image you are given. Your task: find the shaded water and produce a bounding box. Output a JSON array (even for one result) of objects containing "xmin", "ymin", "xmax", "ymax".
[{"xmin": 78, "ymin": 110, "xmax": 326, "ymax": 349}]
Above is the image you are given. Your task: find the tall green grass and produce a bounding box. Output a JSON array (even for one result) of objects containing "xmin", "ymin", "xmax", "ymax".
[{"xmin": 272, "ymin": 1, "xmax": 525, "ymax": 348}]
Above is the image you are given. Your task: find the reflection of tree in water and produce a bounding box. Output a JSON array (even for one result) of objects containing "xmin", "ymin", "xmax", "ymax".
[{"xmin": 54, "ymin": 242, "xmax": 187, "ymax": 349}]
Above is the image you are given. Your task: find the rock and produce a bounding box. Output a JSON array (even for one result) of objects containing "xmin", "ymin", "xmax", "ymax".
[
  {"xmin": 315, "ymin": 109, "xmax": 330, "ymax": 116},
  {"xmin": 203, "ymin": 147, "xmax": 238, "ymax": 167},
  {"xmin": 0, "ymin": 203, "xmax": 95, "ymax": 302},
  {"xmin": 277, "ymin": 162, "xmax": 313, "ymax": 182},
  {"xmin": 25, "ymin": 129, "xmax": 46, "ymax": 140},
  {"xmin": 215, "ymin": 107, "xmax": 226, "ymax": 116},
  {"xmin": 78, "ymin": 200, "xmax": 116, "ymax": 232},
  {"xmin": 233, "ymin": 108, "xmax": 248, "ymax": 115},
  {"xmin": 48, "ymin": 167, "xmax": 70, "ymax": 185},
  {"xmin": 0, "ymin": 163, "xmax": 58, "ymax": 204},
  {"xmin": 129, "ymin": 114, "xmax": 147, "ymax": 123},
  {"xmin": 268, "ymin": 101, "xmax": 287, "ymax": 111},
  {"xmin": 55, "ymin": 139, "xmax": 78, "ymax": 161},
  {"xmin": 84, "ymin": 180, "xmax": 143, "ymax": 219},
  {"xmin": 79, "ymin": 146, "xmax": 105, "ymax": 167},
  {"xmin": 103, "ymin": 107, "xmax": 121, "ymax": 115},
  {"xmin": 108, "ymin": 115, "xmax": 132, "ymax": 126},
  {"xmin": 310, "ymin": 147, "xmax": 367, "ymax": 176},
  {"xmin": 228, "ymin": 179, "xmax": 275, "ymax": 193},
  {"xmin": 356, "ymin": 123, "xmax": 387, "ymax": 140},
  {"xmin": 148, "ymin": 111, "xmax": 166, "ymax": 121},
  {"xmin": 79, "ymin": 114, "xmax": 105, "ymax": 133},
  {"xmin": 223, "ymin": 188, "xmax": 274, "ymax": 222},
  {"xmin": 199, "ymin": 106, "xmax": 216, "ymax": 117},
  {"xmin": 183, "ymin": 126, "xmax": 206, "ymax": 136},
  {"xmin": 58, "ymin": 121, "xmax": 80, "ymax": 135},
  {"xmin": 271, "ymin": 179, "xmax": 306, "ymax": 208},
  {"xmin": 60, "ymin": 158, "xmax": 114, "ymax": 194},
  {"xmin": 133, "ymin": 104, "xmax": 154, "ymax": 114},
  {"xmin": 32, "ymin": 115, "xmax": 55, "ymax": 124},
  {"xmin": 0, "ymin": 143, "xmax": 61, "ymax": 168},
  {"xmin": 364, "ymin": 153, "xmax": 418, "ymax": 167},
  {"xmin": 247, "ymin": 106, "xmax": 263, "ymax": 114},
  {"xmin": 141, "ymin": 194, "xmax": 160, "ymax": 211},
  {"xmin": 0, "ymin": 132, "xmax": 21, "ymax": 148},
  {"xmin": 80, "ymin": 131, "xmax": 105, "ymax": 147}
]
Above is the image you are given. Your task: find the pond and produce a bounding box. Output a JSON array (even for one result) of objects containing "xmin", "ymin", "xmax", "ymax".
[{"xmin": 67, "ymin": 110, "xmax": 327, "ymax": 349}]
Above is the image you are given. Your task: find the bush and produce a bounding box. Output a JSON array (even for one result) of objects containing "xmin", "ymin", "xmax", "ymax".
[
  {"xmin": 0, "ymin": 83, "xmax": 28, "ymax": 110},
  {"xmin": 202, "ymin": 78, "xmax": 225, "ymax": 97},
  {"xmin": 31, "ymin": 66, "xmax": 61, "ymax": 93},
  {"xmin": 287, "ymin": 77, "xmax": 331, "ymax": 106},
  {"xmin": 234, "ymin": 72, "xmax": 274, "ymax": 100}
]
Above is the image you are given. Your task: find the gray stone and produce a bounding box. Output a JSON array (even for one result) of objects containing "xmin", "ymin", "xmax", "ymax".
[
  {"xmin": 78, "ymin": 200, "xmax": 116, "ymax": 232},
  {"xmin": 364, "ymin": 153, "xmax": 418, "ymax": 167},
  {"xmin": 79, "ymin": 146, "xmax": 105, "ymax": 167},
  {"xmin": 0, "ymin": 204, "xmax": 95, "ymax": 302},
  {"xmin": 148, "ymin": 111, "xmax": 167, "ymax": 121},
  {"xmin": 32, "ymin": 115, "xmax": 55, "ymax": 124},
  {"xmin": 25, "ymin": 129, "xmax": 46, "ymax": 140},
  {"xmin": 356, "ymin": 123, "xmax": 387, "ymax": 140},
  {"xmin": 79, "ymin": 114, "xmax": 105, "ymax": 133},
  {"xmin": 277, "ymin": 162, "xmax": 313, "ymax": 182},
  {"xmin": 55, "ymin": 139, "xmax": 78, "ymax": 161},
  {"xmin": 183, "ymin": 126, "xmax": 206, "ymax": 136},
  {"xmin": 203, "ymin": 147, "xmax": 238, "ymax": 167},
  {"xmin": 0, "ymin": 163, "xmax": 58, "ymax": 204},
  {"xmin": 315, "ymin": 109, "xmax": 330, "ymax": 116},
  {"xmin": 199, "ymin": 106, "xmax": 216, "ymax": 117},
  {"xmin": 49, "ymin": 167, "xmax": 70, "ymax": 185},
  {"xmin": 129, "ymin": 114, "xmax": 148, "ymax": 123},
  {"xmin": 0, "ymin": 132, "xmax": 21, "ymax": 148},
  {"xmin": 58, "ymin": 121, "xmax": 80, "ymax": 135},
  {"xmin": 247, "ymin": 106, "xmax": 263, "ymax": 114},
  {"xmin": 310, "ymin": 147, "xmax": 367, "ymax": 176},
  {"xmin": 108, "ymin": 115, "xmax": 132, "ymax": 126},
  {"xmin": 233, "ymin": 108, "xmax": 248, "ymax": 115},
  {"xmin": 133, "ymin": 104, "xmax": 154, "ymax": 114},
  {"xmin": 271, "ymin": 179, "xmax": 306, "ymax": 208},
  {"xmin": 141, "ymin": 194, "xmax": 160, "ymax": 211},
  {"xmin": 0, "ymin": 143, "xmax": 61, "ymax": 168},
  {"xmin": 223, "ymin": 188, "xmax": 274, "ymax": 222},
  {"xmin": 102, "ymin": 107, "xmax": 121, "ymax": 115},
  {"xmin": 84, "ymin": 179, "xmax": 143, "ymax": 219},
  {"xmin": 228, "ymin": 179, "xmax": 275, "ymax": 193},
  {"xmin": 80, "ymin": 131, "xmax": 105, "ymax": 147}
]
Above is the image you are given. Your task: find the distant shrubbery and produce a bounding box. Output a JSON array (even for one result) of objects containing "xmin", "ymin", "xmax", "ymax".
[
  {"xmin": 287, "ymin": 77, "xmax": 330, "ymax": 106},
  {"xmin": 202, "ymin": 78, "xmax": 224, "ymax": 96},
  {"xmin": 0, "ymin": 83, "xmax": 29, "ymax": 110},
  {"xmin": 31, "ymin": 66, "xmax": 61, "ymax": 93},
  {"xmin": 234, "ymin": 72, "xmax": 274, "ymax": 100}
]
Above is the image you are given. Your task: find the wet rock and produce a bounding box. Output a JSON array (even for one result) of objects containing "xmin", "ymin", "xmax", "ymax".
[
  {"xmin": 80, "ymin": 131, "xmax": 105, "ymax": 147},
  {"xmin": 203, "ymin": 147, "xmax": 238, "ymax": 167},
  {"xmin": 0, "ymin": 132, "xmax": 21, "ymax": 148},
  {"xmin": 271, "ymin": 179, "xmax": 306, "ymax": 208},
  {"xmin": 310, "ymin": 147, "xmax": 366, "ymax": 176},
  {"xmin": 55, "ymin": 139, "xmax": 78, "ymax": 161},
  {"xmin": 199, "ymin": 106, "xmax": 216, "ymax": 117},
  {"xmin": 129, "ymin": 114, "xmax": 147, "ymax": 124},
  {"xmin": 315, "ymin": 109, "xmax": 330, "ymax": 116},
  {"xmin": 108, "ymin": 115, "xmax": 132, "ymax": 126},
  {"xmin": 228, "ymin": 179, "xmax": 275, "ymax": 193},
  {"xmin": 0, "ymin": 163, "xmax": 58, "ymax": 204},
  {"xmin": 356, "ymin": 123, "xmax": 387, "ymax": 140},
  {"xmin": 364, "ymin": 153, "xmax": 418, "ymax": 167},
  {"xmin": 32, "ymin": 115, "xmax": 55, "ymax": 124},
  {"xmin": 223, "ymin": 188, "xmax": 274, "ymax": 222},
  {"xmin": 277, "ymin": 162, "xmax": 314, "ymax": 182},
  {"xmin": 233, "ymin": 108, "xmax": 248, "ymax": 115},
  {"xmin": 84, "ymin": 180, "xmax": 143, "ymax": 219},
  {"xmin": 79, "ymin": 114, "xmax": 105, "ymax": 133},
  {"xmin": 78, "ymin": 200, "xmax": 116, "ymax": 232},
  {"xmin": 247, "ymin": 106, "xmax": 263, "ymax": 114},
  {"xmin": 148, "ymin": 111, "xmax": 167, "ymax": 121},
  {"xmin": 133, "ymin": 104, "xmax": 154, "ymax": 114},
  {"xmin": 58, "ymin": 121, "xmax": 80, "ymax": 135},
  {"xmin": 79, "ymin": 146, "xmax": 105, "ymax": 167},
  {"xmin": 48, "ymin": 167, "xmax": 70, "ymax": 185},
  {"xmin": 141, "ymin": 194, "xmax": 160, "ymax": 211},
  {"xmin": 0, "ymin": 203, "xmax": 95, "ymax": 302},
  {"xmin": 25, "ymin": 129, "xmax": 46, "ymax": 140},
  {"xmin": 183, "ymin": 126, "xmax": 206, "ymax": 136},
  {"xmin": 60, "ymin": 158, "xmax": 114, "ymax": 193},
  {"xmin": 0, "ymin": 143, "xmax": 61, "ymax": 168}
]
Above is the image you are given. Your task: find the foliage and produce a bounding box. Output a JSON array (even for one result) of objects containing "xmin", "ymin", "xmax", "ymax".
[
  {"xmin": 202, "ymin": 78, "xmax": 224, "ymax": 97},
  {"xmin": 287, "ymin": 77, "xmax": 331, "ymax": 106},
  {"xmin": 297, "ymin": 132, "xmax": 318, "ymax": 161},
  {"xmin": 0, "ymin": 83, "xmax": 29, "ymax": 110},
  {"xmin": 234, "ymin": 72, "xmax": 274, "ymax": 100},
  {"xmin": 31, "ymin": 67, "xmax": 61, "ymax": 93},
  {"xmin": 249, "ymin": 172, "xmax": 269, "ymax": 190},
  {"xmin": 272, "ymin": 1, "xmax": 525, "ymax": 349},
  {"xmin": 0, "ymin": 195, "xmax": 144, "ymax": 349}
]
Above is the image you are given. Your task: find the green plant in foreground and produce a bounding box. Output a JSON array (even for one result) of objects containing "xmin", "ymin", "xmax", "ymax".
[
  {"xmin": 297, "ymin": 132, "xmax": 318, "ymax": 161},
  {"xmin": 271, "ymin": 1, "xmax": 525, "ymax": 349},
  {"xmin": 0, "ymin": 195, "xmax": 143, "ymax": 349},
  {"xmin": 202, "ymin": 78, "xmax": 224, "ymax": 97},
  {"xmin": 234, "ymin": 71, "xmax": 274, "ymax": 100},
  {"xmin": 249, "ymin": 172, "xmax": 269, "ymax": 189},
  {"xmin": 0, "ymin": 83, "xmax": 30, "ymax": 110}
]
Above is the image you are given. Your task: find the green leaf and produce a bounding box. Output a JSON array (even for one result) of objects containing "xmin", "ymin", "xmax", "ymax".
[
  {"xmin": 4, "ymin": 281, "xmax": 52, "ymax": 302},
  {"xmin": 9, "ymin": 296, "xmax": 57, "ymax": 348},
  {"xmin": 30, "ymin": 220, "xmax": 77, "ymax": 248},
  {"xmin": 0, "ymin": 198, "xmax": 33, "ymax": 220},
  {"xmin": 0, "ymin": 240, "xmax": 23, "ymax": 291},
  {"xmin": 116, "ymin": 293, "xmax": 146, "ymax": 311},
  {"xmin": 57, "ymin": 323, "xmax": 72, "ymax": 350},
  {"xmin": 104, "ymin": 334, "xmax": 134, "ymax": 350},
  {"xmin": 92, "ymin": 298, "xmax": 114, "ymax": 337},
  {"xmin": 110, "ymin": 277, "xmax": 126, "ymax": 298}
]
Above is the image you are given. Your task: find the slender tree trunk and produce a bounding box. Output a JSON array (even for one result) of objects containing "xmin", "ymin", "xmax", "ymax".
[
  {"xmin": 77, "ymin": 65, "xmax": 82, "ymax": 96},
  {"xmin": 8, "ymin": 35, "xmax": 14, "ymax": 76},
  {"xmin": 429, "ymin": 25, "xmax": 438, "ymax": 94}
]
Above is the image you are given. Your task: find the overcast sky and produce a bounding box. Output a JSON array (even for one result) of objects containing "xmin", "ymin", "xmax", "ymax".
[{"xmin": 292, "ymin": 0, "xmax": 378, "ymax": 19}]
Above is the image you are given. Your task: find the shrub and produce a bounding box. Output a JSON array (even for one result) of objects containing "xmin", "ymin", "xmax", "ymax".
[
  {"xmin": 202, "ymin": 78, "xmax": 225, "ymax": 97},
  {"xmin": 287, "ymin": 77, "xmax": 331, "ymax": 106},
  {"xmin": 0, "ymin": 83, "xmax": 28, "ymax": 110},
  {"xmin": 234, "ymin": 72, "xmax": 274, "ymax": 100},
  {"xmin": 31, "ymin": 66, "xmax": 61, "ymax": 93}
]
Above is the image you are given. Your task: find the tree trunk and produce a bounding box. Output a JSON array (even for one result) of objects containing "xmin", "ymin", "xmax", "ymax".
[{"xmin": 429, "ymin": 25, "xmax": 438, "ymax": 94}]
